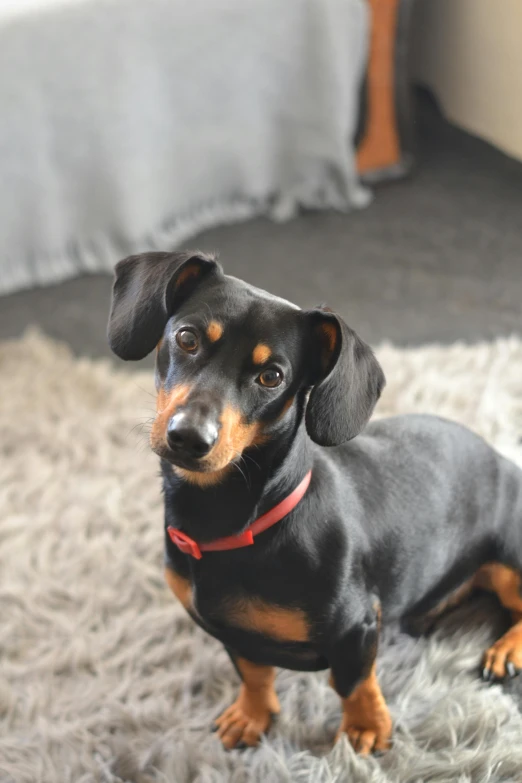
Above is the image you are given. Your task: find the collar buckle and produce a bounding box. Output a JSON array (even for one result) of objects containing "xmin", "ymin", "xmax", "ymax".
[{"xmin": 167, "ymin": 527, "xmax": 202, "ymax": 559}]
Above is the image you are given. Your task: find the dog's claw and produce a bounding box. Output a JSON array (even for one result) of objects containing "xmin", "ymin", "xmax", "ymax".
[
  {"xmin": 506, "ymin": 662, "xmax": 517, "ymax": 679},
  {"xmin": 482, "ymin": 667, "xmax": 492, "ymax": 682}
]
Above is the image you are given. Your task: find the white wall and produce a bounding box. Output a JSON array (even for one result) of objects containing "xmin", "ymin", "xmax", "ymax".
[{"xmin": 411, "ymin": 0, "xmax": 522, "ymax": 162}]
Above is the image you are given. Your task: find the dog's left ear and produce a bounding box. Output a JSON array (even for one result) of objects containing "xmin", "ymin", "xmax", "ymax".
[{"xmin": 304, "ymin": 310, "xmax": 385, "ymax": 446}]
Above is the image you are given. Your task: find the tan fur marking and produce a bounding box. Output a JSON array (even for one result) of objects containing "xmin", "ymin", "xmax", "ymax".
[
  {"xmin": 473, "ymin": 563, "xmax": 522, "ymax": 678},
  {"xmin": 319, "ymin": 322, "xmax": 337, "ymax": 353},
  {"xmin": 235, "ymin": 658, "xmax": 279, "ymax": 693},
  {"xmin": 175, "ymin": 263, "xmax": 201, "ymax": 288},
  {"xmin": 317, "ymin": 321, "xmax": 338, "ymax": 372},
  {"xmin": 278, "ymin": 396, "xmax": 295, "ymax": 420},
  {"xmin": 332, "ymin": 663, "xmax": 392, "ymax": 755},
  {"xmin": 226, "ymin": 598, "xmax": 309, "ymax": 642},
  {"xmin": 474, "ymin": 563, "xmax": 522, "ymax": 612},
  {"xmin": 252, "ymin": 344, "xmax": 272, "ymax": 365},
  {"xmin": 173, "ymin": 406, "xmax": 265, "ymax": 487},
  {"xmin": 410, "ymin": 565, "xmax": 522, "ymax": 639},
  {"xmin": 151, "ymin": 360, "xmax": 264, "ymax": 484},
  {"xmin": 165, "ymin": 567, "xmax": 193, "ymax": 611},
  {"xmin": 150, "ymin": 384, "xmax": 190, "ymax": 452},
  {"xmin": 206, "ymin": 321, "xmax": 223, "ymax": 342},
  {"xmin": 215, "ymin": 658, "xmax": 280, "ymax": 749},
  {"xmin": 425, "ymin": 564, "xmax": 522, "ymax": 679},
  {"xmin": 174, "ymin": 464, "xmax": 232, "ymax": 488},
  {"xmin": 483, "ymin": 617, "xmax": 522, "ymax": 679},
  {"xmin": 415, "ymin": 578, "xmax": 476, "ymax": 632}
]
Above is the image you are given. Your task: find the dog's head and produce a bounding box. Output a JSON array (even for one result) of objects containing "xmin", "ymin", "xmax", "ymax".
[{"xmin": 108, "ymin": 251, "xmax": 385, "ymax": 485}]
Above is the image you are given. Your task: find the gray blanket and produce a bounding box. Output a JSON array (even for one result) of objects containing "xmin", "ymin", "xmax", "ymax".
[{"xmin": 0, "ymin": 0, "xmax": 370, "ymax": 295}]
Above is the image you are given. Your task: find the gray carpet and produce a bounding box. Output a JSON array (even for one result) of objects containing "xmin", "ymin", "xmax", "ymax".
[
  {"xmin": 1, "ymin": 92, "xmax": 521, "ymax": 367},
  {"xmin": 3, "ymin": 332, "xmax": 522, "ymax": 783}
]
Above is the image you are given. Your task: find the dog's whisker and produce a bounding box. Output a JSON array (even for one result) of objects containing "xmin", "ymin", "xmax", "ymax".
[
  {"xmin": 202, "ymin": 302, "xmax": 214, "ymax": 327},
  {"xmin": 241, "ymin": 452, "xmax": 261, "ymax": 471},
  {"xmin": 128, "ymin": 418, "xmax": 154, "ymax": 431},
  {"xmin": 134, "ymin": 437, "xmax": 152, "ymax": 454},
  {"xmin": 127, "ymin": 420, "xmax": 154, "ymax": 442},
  {"xmin": 230, "ymin": 452, "xmax": 250, "ymax": 488},
  {"xmin": 238, "ymin": 456, "xmax": 251, "ymax": 485},
  {"xmin": 233, "ymin": 462, "xmax": 249, "ymax": 488},
  {"xmin": 134, "ymin": 383, "xmax": 156, "ymax": 400}
]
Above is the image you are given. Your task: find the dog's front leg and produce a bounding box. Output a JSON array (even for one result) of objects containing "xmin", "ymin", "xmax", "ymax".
[
  {"xmin": 328, "ymin": 604, "xmax": 392, "ymax": 755},
  {"xmin": 214, "ymin": 651, "xmax": 280, "ymax": 749}
]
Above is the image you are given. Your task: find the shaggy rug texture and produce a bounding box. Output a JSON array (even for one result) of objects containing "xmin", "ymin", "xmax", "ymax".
[{"xmin": 2, "ymin": 331, "xmax": 522, "ymax": 783}]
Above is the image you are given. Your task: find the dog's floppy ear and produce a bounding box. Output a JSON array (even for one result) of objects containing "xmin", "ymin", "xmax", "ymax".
[
  {"xmin": 305, "ymin": 309, "xmax": 385, "ymax": 446},
  {"xmin": 108, "ymin": 251, "xmax": 222, "ymax": 360}
]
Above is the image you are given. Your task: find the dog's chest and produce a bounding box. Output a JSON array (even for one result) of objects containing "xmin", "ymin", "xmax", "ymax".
[{"xmin": 165, "ymin": 564, "xmax": 309, "ymax": 644}]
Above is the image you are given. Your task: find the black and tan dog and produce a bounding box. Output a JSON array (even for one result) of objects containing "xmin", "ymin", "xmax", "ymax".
[{"xmin": 108, "ymin": 251, "xmax": 522, "ymax": 755}]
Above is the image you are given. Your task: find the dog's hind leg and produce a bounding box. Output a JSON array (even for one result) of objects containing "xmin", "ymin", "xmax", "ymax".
[{"xmin": 475, "ymin": 564, "xmax": 522, "ymax": 680}]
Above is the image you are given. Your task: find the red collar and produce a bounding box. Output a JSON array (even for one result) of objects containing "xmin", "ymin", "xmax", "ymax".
[{"xmin": 167, "ymin": 470, "xmax": 312, "ymax": 560}]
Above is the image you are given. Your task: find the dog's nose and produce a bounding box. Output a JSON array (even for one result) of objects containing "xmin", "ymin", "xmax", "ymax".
[{"xmin": 166, "ymin": 411, "xmax": 219, "ymax": 459}]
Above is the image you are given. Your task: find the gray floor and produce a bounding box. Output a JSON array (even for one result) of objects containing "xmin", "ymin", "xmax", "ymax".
[{"xmin": 1, "ymin": 93, "xmax": 521, "ymax": 367}]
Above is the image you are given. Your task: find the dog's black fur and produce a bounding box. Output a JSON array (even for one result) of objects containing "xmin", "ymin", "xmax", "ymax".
[{"xmin": 108, "ymin": 251, "xmax": 522, "ymax": 752}]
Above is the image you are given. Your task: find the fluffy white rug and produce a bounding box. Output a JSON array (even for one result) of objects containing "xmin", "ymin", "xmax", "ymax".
[{"xmin": 2, "ymin": 331, "xmax": 522, "ymax": 783}]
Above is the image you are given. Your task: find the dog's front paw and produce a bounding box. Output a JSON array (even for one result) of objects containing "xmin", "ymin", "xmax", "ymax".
[
  {"xmin": 214, "ymin": 685, "xmax": 280, "ymax": 749},
  {"xmin": 482, "ymin": 623, "xmax": 522, "ymax": 681},
  {"xmin": 336, "ymin": 705, "xmax": 392, "ymax": 755}
]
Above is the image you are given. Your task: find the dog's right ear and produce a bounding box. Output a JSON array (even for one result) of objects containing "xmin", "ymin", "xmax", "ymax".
[
  {"xmin": 108, "ymin": 251, "xmax": 222, "ymax": 360},
  {"xmin": 304, "ymin": 309, "xmax": 385, "ymax": 446}
]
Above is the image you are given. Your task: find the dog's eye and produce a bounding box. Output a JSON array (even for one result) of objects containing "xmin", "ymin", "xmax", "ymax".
[
  {"xmin": 258, "ymin": 368, "xmax": 283, "ymax": 388},
  {"xmin": 176, "ymin": 328, "xmax": 199, "ymax": 353}
]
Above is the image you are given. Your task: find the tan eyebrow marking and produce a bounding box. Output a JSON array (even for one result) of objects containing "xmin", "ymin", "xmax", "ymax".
[
  {"xmin": 252, "ymin": 344, "xmax": 272, "ymax": 365},
  {"xmin": 207, "ymin": 321, "xmax": 223, "ymax": 342}
]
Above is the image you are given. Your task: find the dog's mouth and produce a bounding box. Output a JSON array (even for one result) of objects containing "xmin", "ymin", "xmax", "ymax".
[
  {"xmin": 149, "ymin": 403, "xmax": 264, "ymax": 482},
  {"xmin": 150, "ymin": 439, "xmax": 234, "ymax": 475}
]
